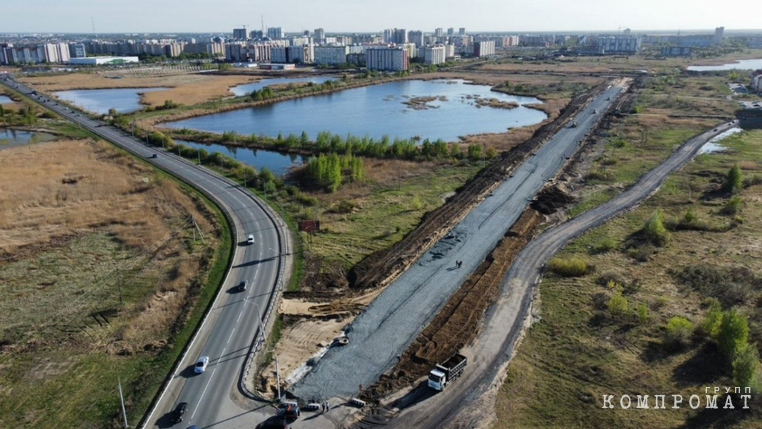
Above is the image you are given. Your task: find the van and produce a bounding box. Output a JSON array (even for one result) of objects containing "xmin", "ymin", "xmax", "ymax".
[{"xmin": 247, "ymin": 234, "xmax": 255, "ymax": 244}]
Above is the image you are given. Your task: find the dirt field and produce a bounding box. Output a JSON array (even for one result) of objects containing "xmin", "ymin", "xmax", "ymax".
[
  {"xmin": 18, "ymin": 72, "xmax": 259, "ymax": 106},
  {"xmin": 0, "ymin": 139, "xmax": 220, "ymax": 428}
]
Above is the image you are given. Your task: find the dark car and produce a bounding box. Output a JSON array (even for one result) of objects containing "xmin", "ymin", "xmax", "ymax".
[
  {"xmin": 150, "ymin": 154, "xmax": 158, "ymax": 159},
  {"xmin": 256, "ymin": 417, "xmax": 289, "ymax": 429},
  {"xmin": 239, "ymin": 280, "xmax": 248, "ymax": 292},
  {"xmin": 276, "ymin": 402, "xmax": 300, "ymax": 420},
  {"xmin": 171, "ymin": 402, "xmax": 187, "ymax": 424}
]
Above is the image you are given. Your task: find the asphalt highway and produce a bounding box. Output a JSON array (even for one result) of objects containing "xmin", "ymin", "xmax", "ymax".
[
  {"xmin": 0, "ymin": 77, "xmax": 287, "ymax": 429},
  {"xmin": 293, "ymin": 84, "xmax": 626, "ymax": 400},
  {"xmin": 390, "ymin": 118, "xmax": 738, "ymax": 429}
]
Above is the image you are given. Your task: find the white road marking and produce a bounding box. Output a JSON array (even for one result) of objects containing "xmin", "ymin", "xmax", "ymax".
[
  {"xmin": 227, "ymin": 328, "xmax": 236, "ymax": 344},
  {"xmin": 191, "ymin": 367, "xmax": 217, "ymax": 419}
]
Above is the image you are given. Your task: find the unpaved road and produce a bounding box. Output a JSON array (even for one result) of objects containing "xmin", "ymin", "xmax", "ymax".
[
  {"xmin": 388, "ymin": 120, "xmax": 739, "ymax": 428},
  {"xmin": 292, "ymin": 84, "xmax": 625, "ymax": 401}
]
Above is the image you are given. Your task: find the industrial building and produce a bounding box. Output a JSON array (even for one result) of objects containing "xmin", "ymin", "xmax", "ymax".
[{"xmin": 69, "ymin": 56, "xmax": 139, "ymax": 65}]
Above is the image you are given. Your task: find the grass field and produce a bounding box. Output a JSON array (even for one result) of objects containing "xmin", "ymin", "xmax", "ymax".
[
  {"xmin": 494, "ymin": 128, "xmax": 762, "ymax": 428},
  {"xmin": 0, "ymin": 139, "xmax": 227, "ymax": 428}
]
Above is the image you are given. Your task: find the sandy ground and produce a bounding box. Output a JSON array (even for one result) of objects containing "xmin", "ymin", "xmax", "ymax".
[{"xmin": 18, "ymin": 73, "xmax": 259, "ymax": 106}]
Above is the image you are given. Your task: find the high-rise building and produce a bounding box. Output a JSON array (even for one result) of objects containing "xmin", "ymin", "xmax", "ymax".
[
  {"xmin": 459, "ymin": 28, "xmax": 466, "ymax": 35},
  {"xmin": 714, "ymin": 27, "xmax": 724, "ymax": 45},
  {"xmin": 314, "ymin": 28, "xmax": 325, "ymax": 44},
  {"xmin": 408, "ymin": 30, "xmax": 425, "ymax": 47},
  {"xmin": 383, "ymin": 29, "xmax": 394, "ymax": 43},
  {"xmin": 393, "ymin": 29, "xmax": 408, "ymax": 45},
  {"xmin": 68, "ymin": 43, "xmax": 86, "ymax": 58},
  {"xmin": 424, "ymin": 45, "xmax": 446, "ymax": 65},
  {"xmin": 250, "ymin": 30, "xmax": 264, "ymax": 39},
  {"xmin": 366, "ymin": 47, "xmax": 408, "ymax": 71},
  {"xmin": 314, "ymin": 45, "xmax": 348, "ymax": 65},
  {"xmin": 473, "ymin": 40, "xmax": 495, "ymax": 57},
  {"xmin": 596, "ymin": 36, "xmax": 641, "ymax": 53},
  {"xmin": 435, "ymin": 28, "xmax": 444, "ymax": 37},
  {"xmin": 447, "ymin": 28, "xmax": 454, "ymax": 36},
  {"xmin": 267, "ymin": 27, "xmax": 284, "ymax": 39},
  {"xmin": 233, "ymin": 28, "xmax": 248, "ymax": 40}
]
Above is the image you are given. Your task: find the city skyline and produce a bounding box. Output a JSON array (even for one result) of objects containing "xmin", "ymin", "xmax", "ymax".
[{"xmin": 1, "ymin": 0, "xmax": 759, "ymax": 34}]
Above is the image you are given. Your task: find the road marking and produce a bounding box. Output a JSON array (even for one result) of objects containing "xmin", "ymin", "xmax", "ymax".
[
  {"xmin": 227, "ymin": 328, "xmax": 236, "ymax": 344},
  {"xmin": 237, "ymin": 310, "xmax": 244, "ymax": 322},
  {"xmin": 191, "ymin": 367, "xmax": 217, "ymax": 420}
]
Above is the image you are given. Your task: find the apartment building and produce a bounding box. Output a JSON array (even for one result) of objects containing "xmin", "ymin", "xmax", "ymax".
[
  {"xmin": 424, "ymin": 45, "xmax": 446, "ymax": 65},
  {"xmin": 366, "ymin": 46, "xmax": 408, "ymax": 71},
  {"xmin": 314, "ymin": 45, "xmax": 348, "ymax": 65}
]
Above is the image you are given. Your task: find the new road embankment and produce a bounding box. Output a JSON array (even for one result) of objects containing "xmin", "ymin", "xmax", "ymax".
[
  {"xmin": 389, "ymin": 120, "xmax": 739, "ymax": 429},
  {"xmin": 0, "ymin": 76, "xmax": 289, "ymax": 429}
]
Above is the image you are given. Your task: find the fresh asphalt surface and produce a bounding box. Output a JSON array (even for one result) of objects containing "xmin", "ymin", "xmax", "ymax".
[
  {"xmin": 0, "ymin": 77, "xmax": 285, "ymax": 428},
  {"xmin": 293, "ymin": 84, "xmax": 626, "ymax": 400},
  {"xmin": 390, "ymin": 120, "xmax": 738, "ymax": 429}
]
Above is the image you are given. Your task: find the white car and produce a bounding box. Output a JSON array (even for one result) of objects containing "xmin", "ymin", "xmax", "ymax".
[
  {"xmin": 194, "ymin": 356, "xmax": 209, "ymax": 374},
  {"xmin": 247, "ymin": 234, "xmax": 255, "ymax": 244}
]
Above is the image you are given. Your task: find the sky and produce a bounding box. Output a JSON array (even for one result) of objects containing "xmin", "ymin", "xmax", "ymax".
[{"xmin": 1, "ymin": 0, "xmax": 759, "ymax": 34}]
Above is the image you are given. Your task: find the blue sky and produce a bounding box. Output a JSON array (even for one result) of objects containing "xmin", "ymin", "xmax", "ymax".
[{"xmin": 1, "ymin": 0, "xmax": 759, "ymax": 34}]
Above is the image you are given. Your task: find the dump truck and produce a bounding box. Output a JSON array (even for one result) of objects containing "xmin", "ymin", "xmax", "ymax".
[{"xmin": 428, "ymin": 353, "xmax": 467, "ymax": 391}]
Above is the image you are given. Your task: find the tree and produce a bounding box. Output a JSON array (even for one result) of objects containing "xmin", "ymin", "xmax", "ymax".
[
  {"xmin": 300, "ymin": 131, "xmax": 309, "ymax": 145},
  {"xmin": 718, "ymin": 308, "xmax": 749, "ymax": 359},
  {"xmin": 467, "ymin": 144, "xmax": 483, "ymax": 161},
  {"xmin": 644, "ymin": 209, "xmax": 669, "ymax": 246},
  {"xmin": 664, "ymin": 316, "xmax": 694, "ymax": 347},
  {"xmin": 724, "ymin": 164, "xmax": 743, "ymax": 194},
  {"xmin": 485, "ymin": 146, "xmax": 497, "ymax": 159},
  {"xmin": 449, "ymin": 144, "xmax": 462, "ymax": 159},
  {"xmin": 733, "ymin": 344, "xmax": 760, "ymax": 391},
  {"xmin": 701, "ymin": 298, "xmax": 723, "ymax": 338}
]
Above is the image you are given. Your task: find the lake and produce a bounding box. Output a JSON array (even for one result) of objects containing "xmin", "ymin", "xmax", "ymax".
[
  {"xmin": 687, "ymin": 59, "xmax": 762, "ymax": 72},
  {"xmin": 0, "ymin": 95, "xmax": 13, "ymax": 104},
  {"xmin": 229, "ymin": 76, "xmax": 336, "ymax": 96},
  {"xmin": 0, "ymin": 129, "xmax": 56, "ymax": 148},
  {"xmin": 53, "ymin": 87, "xmax": 168, "ymax": 114},
  {"xmin": 176, "ymin": 139, "xmax": 308, "ymax": 176},
  {"xmin": 164, "ymin": 79, "xmax": 547, "ymax": 142}
]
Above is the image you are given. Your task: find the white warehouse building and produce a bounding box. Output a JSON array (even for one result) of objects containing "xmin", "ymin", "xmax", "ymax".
[{"xmin": 69, "ymin": 56, "xmax": 139, "ymax": 65}]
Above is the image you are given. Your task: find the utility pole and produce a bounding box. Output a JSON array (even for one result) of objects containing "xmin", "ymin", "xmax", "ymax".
[
  {"xmin": 197, "ymin": 149, "xmax": 201, "ymax": 165},
  {"xmin": 274, "ymin": 354, "xmax": 281, "ymax": 402},
  {"xmin": 191, "ymin": 216, "xmax": 205, "ymax": 244},
  {"xmin": 117, "ymin": 377, "xmax": 128, "ymax": 428}
]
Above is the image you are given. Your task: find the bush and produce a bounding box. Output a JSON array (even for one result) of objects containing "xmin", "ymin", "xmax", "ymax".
[
  {"xmin": 547, "ymin": 257, "xmax": 591, "ymax": 277},
  {"xmin": 607, "ymin": 289, "xmax": 628, "ymax": 317},
  {"xmin": 329, "ymin": 199, "xmax": 356, "ymax": 214},
  {"xmin": 722, "ymin": 196, "xmax": 742, "ymax": 215},
  {"xmin": 412, "ymin": 195, "xmax": 423, "ymax": 211},
  {"xmin": 718, "ymin": 308, "xmax": 749, "ymax": 359},
  {"xmin": 674, "ymin": 265, "xmax": 759, "ymax": 308},
  {"xmin": 636, "ymin": 302, "xmax": 648, "ymax": 324},
  {"xmin": 664, "ymin": 316, "xmax": 694, "ymax": 348},
  {"xmin": 644, "ymin": 209, "xmax": 670, "ymax": 246},
  {"xmin": 592, "ymin": 236, "xmax": 617, "ymax": 254},
  {"xmin": 700, "ymin": 298, "xmax": 723, "ymax": 338}
]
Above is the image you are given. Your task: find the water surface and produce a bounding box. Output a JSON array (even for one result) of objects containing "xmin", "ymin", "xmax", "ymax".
[
  {"xmin": 230, "ymin": 76, "xmax": 336, "ymax": 96},
  {"xmin": 0, "ymin": 129, "xmax": 56, "ymax": 148},
  {"xmin": 166, "ymin": 79, "xmax": 547, "ymax": 142},
  {"xmin": 699, "ymin": 127, "xmax": 742, "ymax": 154},
  {"xmin": 176, "ymin": 139, "xmax": 307, "ymax": 176},
  {"xmin": 53, "ymin": 87, "xmax": 168, "ymax": 114},
  {"xmin": 687, "ymin": 59, "xmax": 762, "ymax": 72},
  {"xmin": 0, "ymin": 95, "xmax": 12, "ymax": 104}
]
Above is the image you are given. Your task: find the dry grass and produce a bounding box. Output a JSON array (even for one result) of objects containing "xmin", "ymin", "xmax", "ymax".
[{"xmin": 18, "ymin": 72, "xmax": 259, "ymax": 106}]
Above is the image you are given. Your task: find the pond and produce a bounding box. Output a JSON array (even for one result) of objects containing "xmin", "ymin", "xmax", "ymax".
[
  {"xmin": 0, "ymin": 129, "xmax": 56, "ymax": 148},
  {"xmin": 53, "ymin": 87, "xmax": 168, "ymax": 114},
  {"xmin": 699, "ymin": 127, "xmax": 742, "ymax": 154},
  {"xmin": 229, "ymin": 76, "xmax": 337, "ymax": 96},
  {"xmin": 0, "ymin": 95, "xmax": 13, "ymax": 104},
  {"xmin": 164, "ymin": 79, "xmax": 547, "ymax": 142},
  {"xmin": 176, "ymin": 139, "xmax": 308, "ymax": 176},
  {"xmin": 687, "ymin": 59, "xmax": 762, "ymax": 72}
]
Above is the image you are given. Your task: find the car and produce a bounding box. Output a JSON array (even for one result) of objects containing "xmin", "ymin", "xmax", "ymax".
[
  {"xmin": 239, "ymin": 280, "xmax": 248, "ymax": 292},
  {"xmin": 194, "ymin": 356, "xmax": 209, "ymax": 374},
  {"xmin": 276, "ymin": 402, "xmax": 300, "ymax": 420},
  {"xmin": 247, "ymin": 234, "xmax": 255, "ymax": 244},
  {"xmin": 256, "ymin": 418, "xmax": 290, "ymax": 429},
  {"xmin": 150, "ymin": 153, "xmax": 158, "ymax": 158},
  {"xmin": 171, "ymin": 402, "xmax": 187, "ymax": 424}
]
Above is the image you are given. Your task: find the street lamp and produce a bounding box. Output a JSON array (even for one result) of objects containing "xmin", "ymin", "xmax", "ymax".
[{"xmin": 266, "ymin": 349, "xmax": 282, "ymax": 402}]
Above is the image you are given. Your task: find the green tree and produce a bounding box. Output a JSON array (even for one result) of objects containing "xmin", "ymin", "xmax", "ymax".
[
  {"xmin": 683, "ymin": 207, "xmax": 697, "ymax": 225},
  {"xmin": 724, "ymin": 164, "xmax": 743, "ymax": 194},
  {"xmin": 718, "ymin": 308, "xmax": 749, "ymax": 359},
  {"xmin": 467, "ymin": 144, "xmax": 483, "ymax": 161},
  {"xmin": 644, "ymin": 209, "xmax": 670, "ymax": 246},
  {"xmin": 485, "ymin": 146, "xmax": 497, "ymax": 159},
  {"xmin": 449, "ymin": 144, "xmax": 462, "ymax": 158},
  {"xmin": 733, "ymin": 344, "xmax": 760, "ymax": 391},
  {"xmin": 664, "ymin": 316, "xmax": 694, "ymax": 347},
  {"xmin": 300, "ymin": 131, "xmax": 309, "ymax": 145},
  {"xmin": 0, "ymin": 104, "xmax": 5, "ymax": 116},
  {"xmin": 701, "ymin": 298, "xmax": 723, "ymax": 338}
]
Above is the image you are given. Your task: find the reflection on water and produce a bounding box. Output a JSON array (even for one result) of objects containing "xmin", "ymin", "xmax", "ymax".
[
  {"xmin": 229, "ymin": 76, "xmax": 336, "ymax": 96},
  {"xmin": 53, "ymin": 87, "xmax": 168, "ymax": 114},
  {"xmin": 176, "ymin": 139, "xmax": 308, "ymax": 176},
  {"xmin": 0, "ymin": 129, "xmax": 56, "ymax": 147},
  {"xmin": 687, "ymin": 59, "xmax": 762, "ymax": 72}
]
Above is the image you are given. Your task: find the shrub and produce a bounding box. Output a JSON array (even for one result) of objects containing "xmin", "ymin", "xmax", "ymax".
[
  {"xmin": 664, "ymin": 316, "xmax": 694, "ymax": 348},
  {"xmin": 722, "ymin": 196, "xmax": 742, "ymax": 215},
  {"xmin": 412, "ymin": 195, "xmax": 423, "ymax": 211},
  {"xmin": 329, "ymin": 199, "xmax": 356, "ymax": 214},
  {"xmin": 607, "ymin": 289, "xmax": 628, "ymax": 317},
  {"xmin": 723, "ymin": 164, "xmax": 743, "ymax": 194},
  {"xmin": 592, "ymin": 236, "xmax": 617, "ymax": 254},
  {"xmin": 636, "ymin": 302, "xmax": 648, "ymax": 324},
  {"xmin": 718, "ymin": 308, "xmax": 749, "ymax": 359},
  {"xmin": 485, "ymin": 146, "xmax": 497, "ymax": 159},
  {"xmin": 547, "ymin": 257, "xmax": 591, "ymax": 277},
  {"xmin": 700, "ymin": 298, "xmax": 723, "ymax": 338},
  {"xmin": 644, "ymin": 209, "xmax": 670, "ymax": 246}
]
